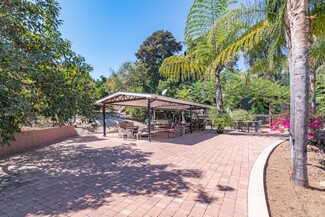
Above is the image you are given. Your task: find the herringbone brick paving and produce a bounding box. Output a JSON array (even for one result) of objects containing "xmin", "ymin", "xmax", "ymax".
[{"xmin": 0, "ymin": 130, "xmax": 283, "ymax": 217}]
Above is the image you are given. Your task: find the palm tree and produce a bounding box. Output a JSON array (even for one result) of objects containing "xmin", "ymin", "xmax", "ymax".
[
  {"xmin": 160, "ymin": 0, "xmax": 237, "ymax": 113},
  {"xmin": 161, "ymin": 0, "xmax": 321, "ymax": 186},
  {"xmin": 208, "ymin": 0, "xmax": 325, "ymax": 186},
  {"xmin": 286, "ymin": 0, "xmax": 311, "ymax": 187}
]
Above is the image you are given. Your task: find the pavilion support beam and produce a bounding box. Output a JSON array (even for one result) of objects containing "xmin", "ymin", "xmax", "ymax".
[
  {"xmin": 103, "ymin": 104, "xmax": 106, "ymax": 137},
  {"xmin": 190, "ymin": 106, "xmax": 193, "ymax": 134},
  {"xmin": 148, "ymin": 99, "xmax": 152, "ymax": 142}
]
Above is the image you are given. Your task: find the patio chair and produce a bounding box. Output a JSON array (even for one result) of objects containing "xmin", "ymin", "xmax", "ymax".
[
  {"xmin": 117, "ymin": 127, "xmax": 133, "ymax": 139},
  {"xmin": 117, "ymin": 127, "xmax": 127, "ymax": 138},
  {"xmin": 135, "ymin": 128, "xmax": 154, "ymax": 140},
  {"xmin": 125, "ymin": 128, "xmax": 135, "ymax": 140},
  {"xmin": 134, "ymin": 127, "xmax": 145, "ymax": 140}
]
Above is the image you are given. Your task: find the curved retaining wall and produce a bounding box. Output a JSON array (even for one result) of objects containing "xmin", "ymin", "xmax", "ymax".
[{"xmin": 0, "ymin": 126, "xmax": 77, "ymax": 158}]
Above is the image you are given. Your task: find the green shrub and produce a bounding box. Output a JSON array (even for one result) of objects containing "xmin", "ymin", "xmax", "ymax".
[
  {"xmin": 208, "ymin": 109, "xmax": 233, "ymax": 132},
  {"xmin": 125, "ymin": 107, "xmax": 147, "ymax": 121},
  {"xmin": 230, "ymin": 109, "xmax": 253, "ymax": 121}
]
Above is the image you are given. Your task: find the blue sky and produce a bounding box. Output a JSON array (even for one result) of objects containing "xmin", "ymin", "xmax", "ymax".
[{"xmin": 58, "ymin": 0, "xmax": 193, "ymax": 79}]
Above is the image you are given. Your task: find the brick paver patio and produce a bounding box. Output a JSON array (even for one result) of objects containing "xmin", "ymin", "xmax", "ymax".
[{"xmin": 0, "ymin": 130, "xmax": 284, "ymax": 217}]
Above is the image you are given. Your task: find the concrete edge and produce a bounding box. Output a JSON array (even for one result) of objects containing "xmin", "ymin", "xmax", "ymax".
[{"xmin": 248, "ymin": 140, "xmax": 285, "ymax": 217}]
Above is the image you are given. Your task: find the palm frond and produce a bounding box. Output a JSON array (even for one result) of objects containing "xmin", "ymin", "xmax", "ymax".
[
  {"xmin": 159, "ymin": 55, "xmax": 206, "ymax": 81},
  {"xmin": 211, "ymin": 20, "xmax": 269, "ymax": 69},
  {"xmin": 311, "ymin": 37, "xmax": 325, "ymax": 64},
  {"xmin": 185, "ymin": 0, "xmax": 234, "ymax": 44},
  {"xmin": 310, "ymin": 0, "xmax": 325, "ymax": 37},
  {"xmin": 246, "ymin": 56, "xmax": 288, "ymax": 78},
  {"xmin": 188, "ymin": 37, "xmax": 216, "ymax": 64},
  {"xmin": 312, "ymin": 13, "xmax": 325, "ymax": 37},
  {"xmin": 208, "ymin": 2, "xmax": 266, "ymax": 37}
]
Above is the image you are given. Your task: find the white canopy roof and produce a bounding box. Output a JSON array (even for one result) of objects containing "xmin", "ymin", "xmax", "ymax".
[{"xmin": 96, "ymin": 92, "xmax": 212, "ymax": 110}]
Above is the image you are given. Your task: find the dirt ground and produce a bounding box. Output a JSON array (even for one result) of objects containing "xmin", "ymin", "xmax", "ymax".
[{"xmin": 265, "ymin": 142, "xmax": 325, "ymax": 217}]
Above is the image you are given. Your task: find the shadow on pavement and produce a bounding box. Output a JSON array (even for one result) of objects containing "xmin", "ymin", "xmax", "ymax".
[{"xmin": 0, "ymin": 142, "xmax": 202, "ymax": 216}]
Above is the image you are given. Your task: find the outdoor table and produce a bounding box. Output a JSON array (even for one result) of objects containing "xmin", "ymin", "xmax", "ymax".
[
  {"xmin": 243, "ymin": 121, "xmax": 260, "ymax": 133},
  {"xmin": 125, "ymin": 126, "xmax": 139, "ymax": 139}
]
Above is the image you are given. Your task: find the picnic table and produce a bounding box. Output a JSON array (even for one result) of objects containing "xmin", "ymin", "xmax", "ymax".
[{"xmin": 235, "ymin": 120, "xmax": 260, "ymax": 133}]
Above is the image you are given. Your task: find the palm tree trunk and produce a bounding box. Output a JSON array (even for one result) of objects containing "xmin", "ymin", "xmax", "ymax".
[
  {"xmin": 287, "ymin": 0, "xmax": 310, "ymax": 187},
  {"xmin": 310, "ymin": 60, "xmax": 316, "ymax": 113},
  {"xmin": 285, "ymin": 11, "xmax": 295, "ymax": 160},
  {"xmin": 215, "ymin": 66, "xmax": 223, "ymax": 113}
]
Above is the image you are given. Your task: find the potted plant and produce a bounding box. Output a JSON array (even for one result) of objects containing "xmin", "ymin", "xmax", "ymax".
[{"xmin": 208, "ymin": 109, "xmax": 233, "ymax": 134}]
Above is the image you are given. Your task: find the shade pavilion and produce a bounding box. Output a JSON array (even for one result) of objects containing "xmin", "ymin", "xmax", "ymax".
[{"xmin": 96, "ymin": 92, "xmax": 212, "ymax": 141}]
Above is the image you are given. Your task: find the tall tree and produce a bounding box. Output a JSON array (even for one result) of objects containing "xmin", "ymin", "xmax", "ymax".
[
  {"xmin": 160, "ymin": 0, "xmax": 236, "ymax": 113},
  {"xmin": 0, "ymin": 0, "xmax": 97, "ymax": 145},
  {"xmin": 104, "ymin": 61, "xmax": 143, "ymax": 93},
  {"xmin": 206, "ymin": 0, "xmax": 324, "ymax": 169},
  {"xmin": 287, "ymin": 0, "xmax": 311, "ymax": 187},
  {"xmin": 135, "ymin": 30, "xmax": 182, "ymax": 93},
  {"xmin": 95, "ymin": 76, "xmax": 109, "ymax": 98},
  {"xmin": 176, "ymin": 0, "xmax": 322, "ymax": 186}
]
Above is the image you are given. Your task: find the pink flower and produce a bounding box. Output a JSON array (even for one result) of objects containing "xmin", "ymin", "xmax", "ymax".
[
  {"xmin": 281, "ymin": 118, "xmax": 290, "ymax": 129},
  {"xmin": 270, "ymin": 125, "xmax": 278, "ymax": 131},
  {"xmin": 308, "ymin": 132, "xmax": 314, "ymax": 139},
  {"xmin": 311, "ymin": 121, "xmax": 321, "ymax": 128}
]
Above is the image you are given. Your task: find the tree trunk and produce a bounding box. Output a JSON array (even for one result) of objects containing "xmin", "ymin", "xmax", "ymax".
[
  {"xmin": 285, "ymin": 10, "xmax": 295, "ymax": 160},
  {"xmin": 310, "ymin": 59, "xmax": 316, "ymax": 113},
  {"xmin": 215, "ymin": 67, "xmax": 223, "ymax": 113},
  {"xmin": 287, "ymin": 0, "xmax": 310, "ymax": 187}
]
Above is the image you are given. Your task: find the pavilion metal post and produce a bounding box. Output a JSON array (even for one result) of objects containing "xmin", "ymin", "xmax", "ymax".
[
  {"xmin": 190, "ymin": 106, "xmax": 193, "ymax": 134},
  {"xmin": 102, "ymin": 104, "xmax": 106, "ymax": 137},
  {"xmin": 147, "ymin": 99, "xmax": 151, "ymax": 142}
]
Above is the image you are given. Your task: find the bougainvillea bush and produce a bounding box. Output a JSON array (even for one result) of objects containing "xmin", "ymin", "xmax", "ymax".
[{"xmin": 271, "ymin": 113, "xmax": 325, "ymax": 150}]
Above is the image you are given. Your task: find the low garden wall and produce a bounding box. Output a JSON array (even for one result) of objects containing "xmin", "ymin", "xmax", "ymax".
[{"xmin": 0, "ymin": 126, "xmax": 77, "ymax": 158}]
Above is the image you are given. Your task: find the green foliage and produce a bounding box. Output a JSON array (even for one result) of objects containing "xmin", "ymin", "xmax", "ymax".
[
  {"xmin": 230, "ymin": 109, "xmax": 253, "ymax": 122},
  {"xmin": 221, "ymin": 70, "xmax": 289, "ymax": 114},
  {"xmin": 188, "ymin": 80, "xmax": 216, "ymax": 105},
  {"xmin": 213, "ymin": 20, "xmax": 270, "ymax": 68},
  {"xmin": 156, "ymin": 78, "xmax": 179, "ymax": 97},
  {"xmin": 160, "ymin": 0, "xmax": 237, "ymax": 81},
  {"xmin": 316, "ymin": 66, "xmax": 325, "ymax": 115},
  {"xmin": 170, "ymin": 79, "xmax": 216, "ymax": 105},
  {"xmin": 185, "ymin": 0, "xmax": 233, "ymax": 44},
  {"xmin": 95, "ymin": 76, "xmax": 109, "ymax": 98},
  {"xmin": 311, "ymin": 37, "xmax": 325, "ymax": 66},
  {"xmin": 0, "ymin": 0, "xmax": 97, "ymax": 145},
  {"xmin": 159, "ymin": 55, "xmax": 206, "ymax": 81},
  {"xmin": 206, "ymin": 1, "xmax": 288, "ymax": 77},
  {"xmin": 160, "ymin": 0, "xmax": 240, "ymax": 113},
  {"xmin": 135, "ymin": 30, "xmax": 182, "ymax": 92},
  {"xmin": 247, "ymin": 77, "xmax": 289, "ymax": 114},
  {"xmin": 208, "ymin": 109, "xmax": 233, "ymax": 131},
  {"xmin": 104, "ymin": 61, "xmax": 144, "ymax": 93},
  {"xmin": 175, "ymin": 86, "xmax": 192, "ymax": 101},
  {"xmin": 222, "ymin": 69, "xmax": 245, "ymax": 109},
  {"xmin": 125, "ymin": 108, "xmax": 147, "ymax": 122},
  {"xmin": 310, "ymin": 0, "xmax": 325, "ymax": 38}
]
